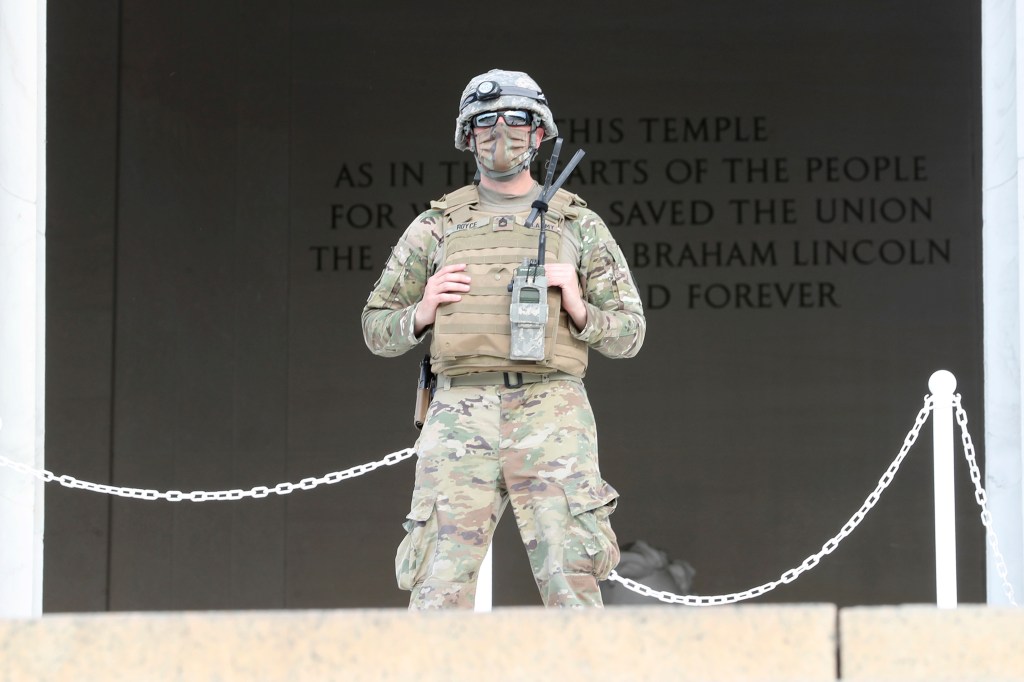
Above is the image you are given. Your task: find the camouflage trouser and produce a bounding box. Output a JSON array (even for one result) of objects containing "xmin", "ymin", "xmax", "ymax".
[{"xmin": 395, "ymin": 377, "xmax": 620, "ymax": 610}]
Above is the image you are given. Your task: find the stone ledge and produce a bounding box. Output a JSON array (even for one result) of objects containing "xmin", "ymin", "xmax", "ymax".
[
  {"xmin": 0, "ymin": 604, "xmax": 837, "ymax": 682},
  {"xmin": 840, "ymin": 605, "xmax": 1024, "ymax": 681}
]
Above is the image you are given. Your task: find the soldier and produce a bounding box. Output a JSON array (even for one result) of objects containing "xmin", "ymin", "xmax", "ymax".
[{"xmin": 362, "ymin": 69, "xmax": 645, "ymax": 609}]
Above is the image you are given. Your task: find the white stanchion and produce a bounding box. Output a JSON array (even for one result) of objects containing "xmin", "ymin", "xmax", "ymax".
[
  {"xmin": 474, "ymin": 544, "xmax": 493, "ymax": 612},
  {"xmin": 929, "ymin": 369, "xmax": 958, "ymax": 608}
]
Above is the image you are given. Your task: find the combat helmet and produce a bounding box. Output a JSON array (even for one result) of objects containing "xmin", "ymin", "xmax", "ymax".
[{"xmin": 454, "ymin": 69, "xmax": 558, "ymax": 151}]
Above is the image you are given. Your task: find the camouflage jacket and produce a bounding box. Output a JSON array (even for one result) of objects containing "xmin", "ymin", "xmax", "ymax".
[{"xmin": 361, "ymin": 201, "xmax": 646, "ymax": 361}]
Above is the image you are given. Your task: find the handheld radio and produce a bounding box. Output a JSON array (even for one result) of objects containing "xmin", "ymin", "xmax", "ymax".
[{"xmin": 508, "ymin": 139, "xmax": 585, "ymax": 361}]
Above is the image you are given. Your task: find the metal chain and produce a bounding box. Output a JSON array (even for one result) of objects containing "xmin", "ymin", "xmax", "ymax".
[
  {"xmin": 3, "ymin": 391, "xmax": 1017, "ymax": 607},
  {"xmin": 953, "ymin": 394, "xmax": 1019, "ymax": 606},
  {"xmin": 607, "ymin": 396, "xmax": 936, "ymax": 605},
  {"xmin": 0, "ymin": 448, "xmax": 416, "ymax": 501}
]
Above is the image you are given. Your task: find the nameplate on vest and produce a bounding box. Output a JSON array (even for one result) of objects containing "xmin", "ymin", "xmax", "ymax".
[{"xmin": 446, "ymin": 218, "xmax": 490, "ymax": 236}]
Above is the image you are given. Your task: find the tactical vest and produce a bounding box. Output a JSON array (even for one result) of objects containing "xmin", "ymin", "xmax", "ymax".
[{"xmin": 429, "ymin": 184, "xmax": 590, "ymax": 377}]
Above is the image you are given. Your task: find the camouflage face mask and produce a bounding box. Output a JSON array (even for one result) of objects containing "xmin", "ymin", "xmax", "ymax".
[{"xmin": 472, "ymin": 121, "xmax": 534, "ymax": 179}]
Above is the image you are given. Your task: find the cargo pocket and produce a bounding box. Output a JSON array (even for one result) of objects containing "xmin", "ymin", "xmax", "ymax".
[
  {"xmin": 395, "ymin": 492, "xmax": 438, "ymax": 591},
  {"xmin": 562, "ymin": 480, "xmax": 620, "ymax": 581}
]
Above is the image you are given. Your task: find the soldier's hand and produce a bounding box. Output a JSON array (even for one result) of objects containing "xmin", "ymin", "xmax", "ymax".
[
  {"xmin": 415, "ymin": 263, "xmax": 471, "ymax": 334},
  {"xmin": 545, "ymin": 263, "xmax": 588, "ymax": 330}
]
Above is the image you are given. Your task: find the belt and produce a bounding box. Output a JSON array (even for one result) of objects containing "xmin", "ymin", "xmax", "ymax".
[{"xmin": 439, "ymin": 371, "xmax": 580, "ymax": 389}]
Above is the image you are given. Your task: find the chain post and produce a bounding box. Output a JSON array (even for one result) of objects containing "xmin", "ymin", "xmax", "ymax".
[{"xmin": 929, "ymin": 370, "xmax": 959, "ymax": 608}]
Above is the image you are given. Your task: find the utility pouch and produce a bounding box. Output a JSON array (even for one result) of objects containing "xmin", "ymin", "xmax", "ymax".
[{"xmin": 508, "ymin": 259, "xmax": 548, "ymax": 361}]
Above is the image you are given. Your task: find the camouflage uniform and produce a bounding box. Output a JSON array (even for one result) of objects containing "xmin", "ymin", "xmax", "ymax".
[
  {"xmin": 362, "ymin": 68, "xmax": 643, "ymax": 609},
  {"xmin": 362, "ymin": 194, "xmax": 645, "ymax": 609}
]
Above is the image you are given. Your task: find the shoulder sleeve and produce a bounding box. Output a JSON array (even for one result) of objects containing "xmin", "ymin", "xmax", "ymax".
[
  {"xmin": 360, "ymin": 209, "xmax": 443, "ymax": 357},
  {"xmin": 570, "ymin": 208, "xmax": 646, "ymax": 359}
]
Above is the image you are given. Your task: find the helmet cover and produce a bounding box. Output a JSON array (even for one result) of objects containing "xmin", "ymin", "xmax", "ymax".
[{"xmin": 454, "ymin": 69, "xmax": 558, "ymax": 151}]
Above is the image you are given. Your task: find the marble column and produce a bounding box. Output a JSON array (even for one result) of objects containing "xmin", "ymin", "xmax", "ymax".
[
  {"xmin": 0, "ymin": 0, "xmax": 46, "ymax": 617},
  {"xmin": 982, "ymin": 0, "xmax": 1024, "ymax": 605}
]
